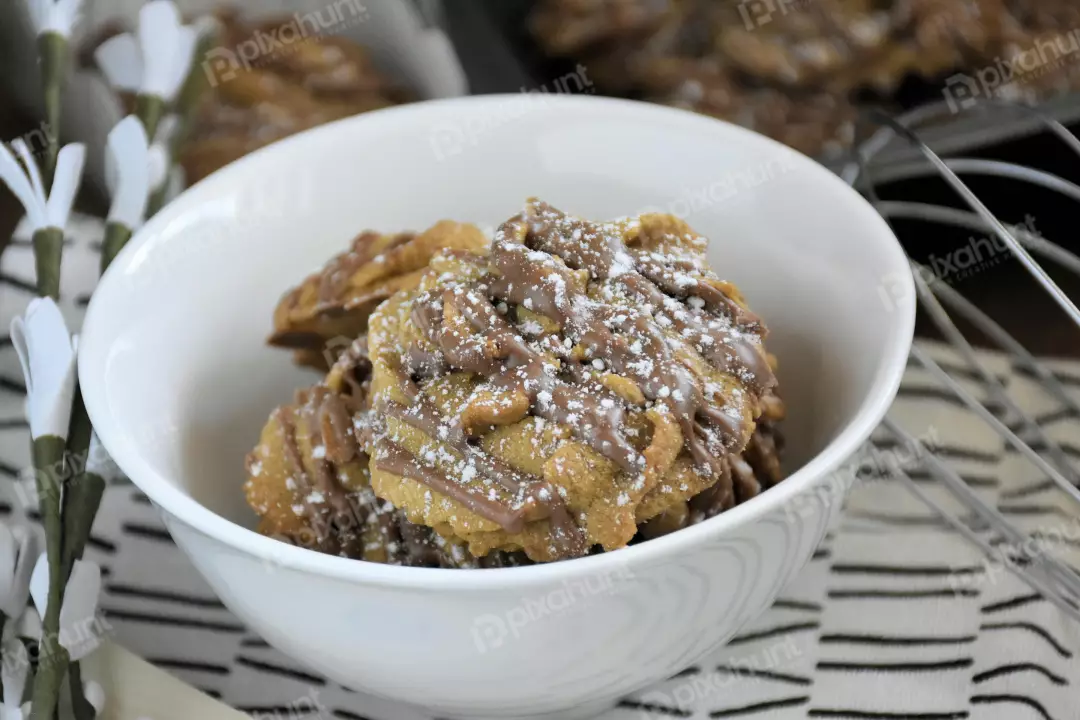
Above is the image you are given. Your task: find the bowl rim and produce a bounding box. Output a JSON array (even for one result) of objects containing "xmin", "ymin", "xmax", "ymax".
[{"xmin": 80, "ymin": 93, "xmax": 916, "ymax": 591}]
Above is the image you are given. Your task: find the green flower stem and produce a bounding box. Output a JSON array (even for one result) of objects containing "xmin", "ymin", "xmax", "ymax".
[
  {"xmin": 37, "ymin": 33, "xmax": 68, "ymax": 188},
  {"xmin": 100, "ymin": 221, "xmax": 133, "ymax": 274},
  {"xmin": 146, "ymin": 183, "xmax": 169, "ymax": 219},
  {"xmin": 68, "ymin": 661, "xmax": 95, "ymax": 720},
  {"xmin": 134, "ymin": 94, "xmax": 166, "ymax": 141},
  {"xmin": 30, "ymin": 435, "xmax": 69, "ymax": 720},
  {"xmin": 31, "ymin": 227, "xmax": 64, "ymax": 300},
  {"xmin": 62, "ymin": 390, "xmax": 104, "ymax": 720}
]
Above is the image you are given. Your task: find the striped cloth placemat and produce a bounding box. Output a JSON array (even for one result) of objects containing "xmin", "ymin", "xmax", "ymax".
[{"xmin": 2, "ymin": 215, "xmax": 1079, "ymax": 720}]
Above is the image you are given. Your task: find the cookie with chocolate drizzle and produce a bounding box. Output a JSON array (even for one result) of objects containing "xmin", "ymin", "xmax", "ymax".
[
  {"xmin": 246, "ymin": 202, "xmax": 786, "ymax": 565},
  {"xmin": 268, "ymin": 221, "xmax": 488, "ymax": 370},
  {"xmin": 363, "ymin": 201, "xmax": 778, "ymax": 562}
]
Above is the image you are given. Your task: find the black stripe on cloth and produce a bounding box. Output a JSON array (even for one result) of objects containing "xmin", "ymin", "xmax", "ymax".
[
  {"xmin": 858, "ymin": 469, "xmax": 998, "ymax": 488},
  {"xmin": 973, "ymin": 663, "xmax": 1067, "ymax": 685},
  {"xmin": 333, "ymin": 710, "xmax": 375, "ymax": 720},
  {"xmin": 714, "ymin": 666, "xmax": 812, "ymax": 685},
  {"xmin": 812, "ymin": 549, "xmax": 832, "ymax": 561},
  {"xmin": 830, "ymin": 564, "xmax": 981, "ymax": 577},
  {"xmin": 870, "ymin": 438, "xmax": 999, "ymax": 464},
  {"xmin": 0, "ymin": 458, "xmax": 21, "ymax": 479},
  {"xmin": 0, "ymin": 273, "xmax": 36, "ymax": 294},
  {"xmin": 827, "ymin": 589, "xmax": 978, "ymax": 599},
  {"xmin": 237, "ymin": 706, "xmax": 320, "ymax": 717},
  {"xmin": 121, "ymin": 522, "xmax": 174, "ymax": 542},
  {"xmin": 131, "ymin": 491, "xmax": 153, "ymax": 505},
  {"xmin": 616, "ymin": 701, "xmax": 691, "ymax": 718},
  {"xmin": 1000, "ymin": 480, "xmax": 1056, "ymax": 500},
  {"xmin": 0, "ymin": 376, "xmax": 27, "ymax": 395},
  {"xmin": 1029, "ymin": 408, "xmax": 1078, "ymax": 427},
  {"xmin": 709, "ymin": 696, "xmax": 810, "ymax": 717},
  {"xmin": 843, "ymin": 512, "xmax": 948, "ymax": 528},
  {"xmin": 75, "ymin": 293, "xmax": 91, "ymax": 308},
  {"xmin": 235, "ymin": 656, "xmax": 326, "ymax": 685},
  {"xmin": 1014, "ymin": 364, "xmax": 1080, "ymax": 389},
  {"xmin": 892, "ymin": 386, "xmax": 991, "ymax": 408},
  {"xmin": 989, "ymin": 532, "xmax": 1080, "ymax": 550},
  {"xmin": 819, "ymin": 633, "xmax": 976, "ymax": 647},
  {"xmin": 1011, "ymin": 442, "xmax": 1080, "ymax": 462},
  {"xmin": 771, "ymin": 599, "xmax": 822, "ymax": 612},
  {"xmin": 102, "ymin": 608, "xmax": 245, "ymax": 633},
  {"xmin": 726, "ymin": 622, "xmax": 820, "ymax": 645},
  {"xmin": 85, "ymin": 535, "xmax": 117, "ymax": 553},
  {"xmin": 0, "ymin": 335, "xmax": 11, "ymax": 348},
  {"xmin": 997, "ymin": 504, "xmax": 1075, "ymax": 521},
  {"xmin": 816, "ymin": 659, "xmax": 973, "ymax": 672},
  {"xmin": 981, "ymin": 593, "xmax": 1042, "ymax": 614},
  {"xmin": 241, "ymin": 637, "xmax": 271, "ymax": 648},
  {"xmin": 970, "ymin": 694, "xmax": 1055, "ymax": 720},
  {"xmin": 106, "ymin": 583, "xmax": 226, "ymax": 609},
  {"xmin": 0, "ymin": 502, "xmax": 11, "ymax": 516},
  {"xmin": 200, "ymin": 687, "xmax": 222, "ymax": 699},
  {"xmin": 0, "ymin": 418, "xmax": 29, "ymax": 430},
  {"xmin": 808, "ymin": 711, "xmax": 969, "ymax": 719},
  {"xmin": 670, "ymin": 667, "xmax": 699, "ymax": 679},
  {"xmin": 979, "ymin": 622, "xmax": 1074, "ymax": 658},
  {"xmin": 147, "ymin": 658, "xmax": 231, "ymax": 675}
]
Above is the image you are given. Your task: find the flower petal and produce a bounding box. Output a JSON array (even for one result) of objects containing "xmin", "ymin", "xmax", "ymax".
[
  {"xmin": 0, "ymin": 638, "xmax": 29, "ymax": 711},
  {"xmin": 94, "ymin": 34, "xmax": 142, "ymax": 92},
  {"xmin": 139, "ymin": 0, "xmax": 183, "ymax": 98},
  {"xmin": 28, "ymin": 553, "xmax": 48, "ymax": 621},
  {"xmin": 10, "ymin": 141, "xmax": 46, "ymax": 218},
  {"xmin": 106, "ymin": 117, "xmax": 151, "ymax": 229},
  {"xmin": 0, "ymin": 143, "xmax": 45, "ymax": 231},
  {"xmin": 30, "ymin": 0, "xmax": 83, "ymax": 37},
  {"xmin": 83, "ymin": 681, "xmax": 105, "ymax": 714},
  {"xmin": 147, "ymin": 144, "xmax": 170, "ymax": 192},
  {"xmin": 45, "ymin": 143, "xmax": 85, "ymax": 229},
  {"xmin": 10, "ymin": 299, "xmax": 76, "ymax": 439}
]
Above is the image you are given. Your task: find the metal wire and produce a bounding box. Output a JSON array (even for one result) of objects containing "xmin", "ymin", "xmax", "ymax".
[{"xmin": 848, "ymin": 99, "xmax": 1080, "ymax": 621}]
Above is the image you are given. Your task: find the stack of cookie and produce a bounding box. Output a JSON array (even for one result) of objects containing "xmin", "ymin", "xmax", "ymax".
[{"xmin": 245, "ymin": 201, "xmax": 786, "ymax": 567}]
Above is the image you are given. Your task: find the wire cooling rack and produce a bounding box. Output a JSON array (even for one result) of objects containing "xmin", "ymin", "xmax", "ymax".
[{"xmin": 843, "ymin": 98, "xmax": 1080, "ymax": 623}]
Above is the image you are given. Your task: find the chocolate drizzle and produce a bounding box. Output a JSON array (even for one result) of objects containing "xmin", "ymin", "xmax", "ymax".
[{"xmin": 365, "ymin": 200, "xmax": 779, "ymax": 559}]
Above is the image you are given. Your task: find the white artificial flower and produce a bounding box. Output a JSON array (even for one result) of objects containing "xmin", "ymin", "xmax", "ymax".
[
  {"xmin": 83, "ymin": 681, "xmax": 105, "ymax": 716},
  {"xmin": 0, "ymin": 524, "xmax": 39, "ymax": 620},
  {"xmin": 0, "ymin": 140, "xmax": 85, "ymax": 234},
  {"xmin": 0, "ymin": 638, "xmax": 31, "ymax": 720},
  {"xmin": 30, "ymin": 557, "xmax": 103, "ymax": 662},
  {"xmin": 25, "ymin": 0, "xmax": 83, "ymax": 38},
  {"xmin": 94, "ymin": 1, "xmax": 197, "ymax": 101},
  {"xmin": 104, "ymin": 116, "xmax": 151, "ymax": 229},
  {"xmin": 9, "ymin": 298, "xmax": 77, "ymax": 441}
]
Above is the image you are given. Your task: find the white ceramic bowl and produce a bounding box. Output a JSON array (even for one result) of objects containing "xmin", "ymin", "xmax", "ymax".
[{"xmin": 80, "ymin": 95, "xmax": 915, "ymax": 720}]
